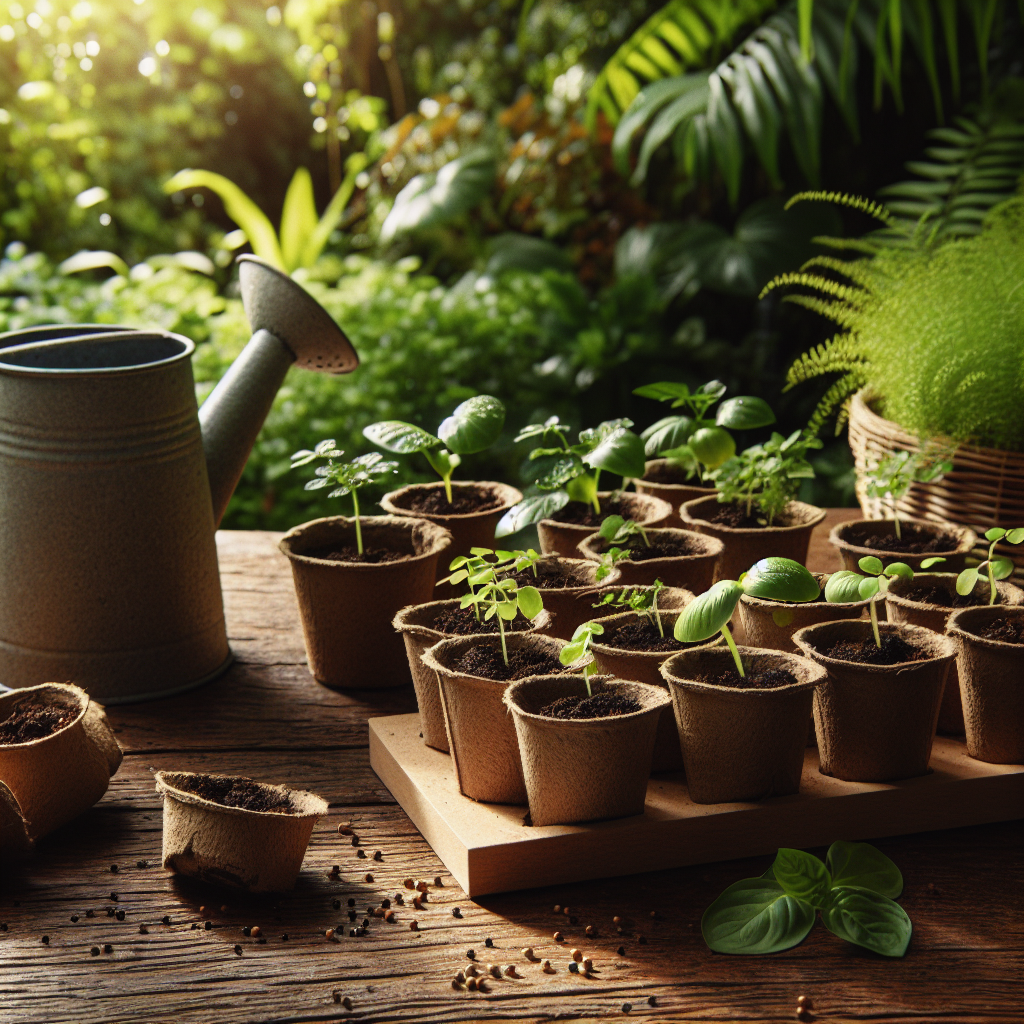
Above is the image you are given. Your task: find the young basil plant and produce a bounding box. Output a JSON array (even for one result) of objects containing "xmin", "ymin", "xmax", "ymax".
[
  {"xmin": 291, "ymin": 441, "xmax": 399, "ymax": 555},
  {"xmin": 702, "ymin": 840, "xmax": 910, "ymax": 958},
  {"xmin": 674, "ymin": 558, "xmax": 820, "ymax": 676},
  {"xmin": 592, "ymin": 580, "xmax": 667, "ymax": 637},
  {"xmin": 439, "ymin": 546, "xmax": 544, "ymax": 618},
  {"xmin": 865, "ymin": 448, "xmax": 953, "ymax": 540},
  {"xmin": 496, "ymin": 417, "xmax": 646, "ymax": 537},
  {"xmin": 363, "ymin": 395, "xmax": 505, "ymax": 503},
  {"xmin": 454, "ymin": 561, "xmax": 543, "ymax": 667},
  {"xmin": 559, "ymin": 621, "xmax": 605, "ymax": 696},
  {"xmin": 957, "ymin": 527, "xmax": 1024, "ymax": 605}
]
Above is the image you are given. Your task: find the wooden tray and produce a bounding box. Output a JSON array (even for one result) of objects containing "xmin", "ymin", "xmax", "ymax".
[{"xmin": 369, "ymin": 714, "xmax": 1024, "ymax": 898}]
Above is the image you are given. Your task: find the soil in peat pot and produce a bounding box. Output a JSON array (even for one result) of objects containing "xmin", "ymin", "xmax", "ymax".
[
  {"xmin": 704, "ymin": 503, "xmax": 795, "ymax": 530},
  {"xmin": 698, "ymin": 667, "xmax": 799, "ymax": 690},
  {"xmin": 304, "ymin": 544, "xmax": 410, "ymax": 565},
  {"xmin": 548, "ymin": 498, "xmax": 639, "ymax": 528},
  {"xmin": 537, "ymin": 692, "xmax": 642, "ymax": 719},
  {"xmin": 842, "ymin": 522, "xmax": 960, "ymax": 554},
  {"xmin": 602, "ymin": 619, "xmax": 688, "ymax": 652},
  {"xmin": 177, "ymin": 775, "xmax": 296, "ymax": 814},
  {"xmin": 973, "ymin": 617, "xmax": 1024, "ymax": 644},
  {"xmin": 596, "ymin": 535, "xmax": 703, "ymax": 561},
  {"xmin": 453, "ymin": 645, "xmax": 565, "ymax": 681},
  {"xmin": 823, "ymin": 634, "xmax": 931, "ymax": 665},
  {"xmin": 644, "ymin": 462, "xmax": 700, "ymax": 485},
  {"xmin": 400, "ymin": 489, "xmax": 505, "ymax": 516},
  {"xmin": 904, "ymin": 584, "xmax": 991, "ymax": 608},
  {"xmin": 499, "ymin": 566, "xmax": 584, "ymax": 589},
  {"xmin": 0, "ymin": 698, "xmax": 78, "ymax": 744},
  {"xmin": 430, "ymin": 605, "xmax": 532, "ymax": 636}
]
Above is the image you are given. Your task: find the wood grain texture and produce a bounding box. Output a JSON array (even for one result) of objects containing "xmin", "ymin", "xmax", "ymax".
[{"xmin": 2, "ymin": 515, "xmax": 1022, "ymax": 1024}]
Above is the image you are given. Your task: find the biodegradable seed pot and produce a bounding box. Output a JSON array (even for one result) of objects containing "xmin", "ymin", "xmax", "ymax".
[
  {"xmin": 280, "ymin": 515, "xmax": 452, "ymax": 689},
  {"xmin": 885, "ymin": 574, "xmax": 1024, "ymax": 734},
  {"xmin": 537, "ymin": 492, "xmax": 673, "ymax": 559},
  {"xmin": 504, "ymin": 674, "xmax": 670, "ymax": 826},
  {"xmin": 155, "ymin": 771, "xmax": 328, "ymax": 892},
  {"xmin": 830, "ymin": 518, "xmax": 977, "ymax": 573},
  {"xmin": 0, "ymin": 779, "xmax": 32, "ymax": 860},
  {"xmin": 793, "ymin": 620, "xmax": 956, "ymax": 783},
  {"xmin": 0, "ymin": 683, "xmax": 122, "ymax": 842},
  {"xmin": 422, "ymin": 632, "xmax": 569, "ymax": 804},
  {"xmin": 576, "ymin": 527, "xmax": 722, "ymax": 593},
  {"xmin": 392, "ymin": 599, "xmax": 553, "ymax": 754},
  {"xmin": 659, "ymin": 647, "xmax": 825, "ymax": 804},
  {"xmin": 679, "ymin": 496, "xmax": 826, "ymax": 583},
  {"xmin": 631, "ymin": 460, "xmax": 715, "ymax": 528},
  {"xmin": 947, "ymin": 606, "xmax": 1024, "ymax": 765}
]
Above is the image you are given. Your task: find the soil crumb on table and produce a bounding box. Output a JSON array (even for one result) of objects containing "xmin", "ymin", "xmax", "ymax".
[
  {"xmin": 538, "ymin": 692, "xmax": 641, "ymax": 719},
  {"xmin": 824, "ymin": 634, "xmax": 930, "ymax": 665},
  {"xmin": 178, "ymin": 775, "xmax": 296, "ymax": 814},
  {"xmin": 0, "ymin": 698, "xmax": 78, "ymax": 744}
]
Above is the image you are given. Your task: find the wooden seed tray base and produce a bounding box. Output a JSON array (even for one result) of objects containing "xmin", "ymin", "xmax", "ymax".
[{"xmin": 369, "ymin": 714, "xmax": 1024, "ymax": 897}]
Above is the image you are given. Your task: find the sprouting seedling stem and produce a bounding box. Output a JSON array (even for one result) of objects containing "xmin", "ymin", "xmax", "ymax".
[
  {"xmin": 351, "ymin": 489, "xmax": 363, "ymax": 555},
  {"xmin": 720, "ymin": 621, "xmax": 745, "ymax": 677},
  {"xmin": 868, "ymin": 594, "xmax": 881, "ymax": 647}
]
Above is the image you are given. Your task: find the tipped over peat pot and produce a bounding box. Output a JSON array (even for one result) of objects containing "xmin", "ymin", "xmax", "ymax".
[
  {"xmin": 829, "ymin": 517, "xmax": 977, "ymax": 573},
  {"xmin": 421, "ymin": 632, "xmax": 568, "ymax": 804},
  {"xmin": 631, "ymin": 459, "xmax": 715, "ymax": 528},
  {"xmin": 0, "ymin": 683, "xmax": 122, "ymax": 844},
  {"xmin": 156, "ymin": 771, "xmax": 328, "ymax": 892},
  {"xmin": 793, "ymin": 620, "xmax": 956, "ymax": 783},
  {"xmin": 659, "ymin": 647, "xmax": 824, "ymax": 804},
  {"xmin": 279, "ymin": 515, "xmax": 452, "ymax": 689},
  {"xmin": 504, "ymin": 674, "xmax": 670, "ymax": 826},
  {"xmin": 947, "ymin": 606, "xmax": 1024, "ymax": 765},
  {"xmin": 392, "ymin": 600, "xmax": 553, "ymax": 754},
  {"xmin": 679, "ymin": 496, "xmax": 826, "ymax": 583},
  {"xmin": 537, "ymin": 491, "xmax": 673, "ymax": 558},
  {"xmin": 885, "ymin": 574, "xmax": 1024, "ymax": 734},
  {"xmin": 576, "ymin": 527, "xmax": 722, "ymax": 592}
]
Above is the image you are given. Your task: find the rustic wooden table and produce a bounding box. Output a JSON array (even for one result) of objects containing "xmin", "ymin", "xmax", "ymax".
[{"xmin": 2, "ymin": 510, "xmax": 1021, "ymax": 1024}]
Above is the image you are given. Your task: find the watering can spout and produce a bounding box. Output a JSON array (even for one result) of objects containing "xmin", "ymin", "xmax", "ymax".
[{"xmin": 199, "ymin": 255, "xmax": 359, "ymax": 526}]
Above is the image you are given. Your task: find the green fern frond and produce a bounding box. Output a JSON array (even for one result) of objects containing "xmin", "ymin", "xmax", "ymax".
[
  {"xmin": 782, "ymin": 294, "xmax": 863, "ymax": 327},
  {"xmin": 784, "ymin": 334, "xmax": 864, "ymax": 387},
  {"xmin": 809, "ymin": 234, "xmax": 889, "ymax": 256},
  {"xmin": 785, "ymin": 190, "xmax": 895, "ymax": 225},
  {"xmin": 758, "ymin": 271, "xmax": 864, "ymax": 303},
  {"xmin": 807, "ymin": 372, "xmax": 868, "ymax": 436}
]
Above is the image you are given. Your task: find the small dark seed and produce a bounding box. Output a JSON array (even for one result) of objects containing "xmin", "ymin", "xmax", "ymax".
[
  {"xmin": 484, "ymin": 937, "xmax": 493, "ymax": 947},
  {"xmin": 139, "ymin": 926, "xmax": 148, "ymax": 935},
  {"xmin": 281, "ymin": 934, "xmax": 288, "ymax": 941},
  {"xmin": 648, "ymin": 996, "xmax": 657, "ymax": 1006},
  {"xmin": 162, "ymin": 916, "xmax": 170, "ymax": 925},
  {"xmin": 366, "ymin": 905, "xmax": 374, "ymax": 914},
  {"xmin": 434, "ymin": 876, "xmax": 443, "ymax": 886},
  {"xmin": 242, "ymin": 926, "xmax": 251, "ymax": 937},
  {"xmin": 103, "ymin": 944, "xmax": 112, "ymax": 953},
  {"xmin": 90, "ymin": 947, "xmax": 100, "ymax": 956},
  {"xmin": 373, "ymin": 850, "xmax": 382, "ymax": 861},
  {"xmin": 234, "ymin": 944, "xmax": 243, "ymax": 955},
  {"xmin": 347, "ymin": 898, "xmax": 355, "ymax": 907},
  {"xmin": 348, "ymin": 911, "xmax": 356, "ymax": 921},
  {"xmin": 110, "ymin": 893, "xmax": 118, "ymax": 902},
  {"xmin": 351, "ymin": 836, "xmax": 359, "ymax": 846},
  {"xmin": 342, "ymin": 996, "xmax": 353, "ymax": 1010},
  {"xmin": 356, "ymin": 849, "xmax": 366, "ymax": 858},
  {"xmin": 191, "ymin": 923, "xmax": 197, "ymax": 930},
  {"xmin": 467, "ymin": 949, "xmax": 476, "ymax": 959},
  {"xmin": 105, "ymin": 908, "xmax": 114, "ymax": 917},
  {"xmin": 109, "ymin": 865, "xmax": 118, "ymax": 873},
  {"xmin": 381, "ymin": 898, "xmax": 391, "ymax": 909},
  {"xmin": 553, "ymin": 931, "xmax": 564, "ymax": 941},
  {"xmin": 362, "ymin": 918, "xmax": 370, "ymax": 928},
  {"xmin": 85, "ymin": 911, "xmax": 94, "ymax": 919},
  {"xmin": 0, "ymin": 923, "xmax": 6, "ymax": 932},
  {"xmin": 585, "ymin": 925, "xmax": 596, "ymax": 937},
  {"xmin": 622, "ymin": 1003, "xmax": 632, "ymax": 1013},
  {"xmin": 204, "ymin": 921, "xmax": 213, "ymax": 931},
  {"xmin": 568, "ymin": 961, "xmax": 579, "ymax": 973},
  {"xmin": 70, "ymin": 916, "xmax": 79, "ymax": 923},
  {"xmin": 338, "ymin": 825, "xmax": 354, "ymax": 836},
  {"xmin": 452, "ymin": 907, "xmax": 462, "ymax": 919},
  {"xmin": 115, "ymin": 910, "xmax": 125, "ymax": 921},
  {"xmin": 332, "ymin": 899, "xmax": 341, "ymax": 910},
  {"xmin": 333, "ymin": 990, "xmax": 342, "ymax": 1003},
  {"xmin": 617, "ymin": 946, "xmax": 625, "ymax": 956},
  {"xmin": 364, "ymin": 873, "xmax": 373, "ymax": 883},
  {"xmin": 41, "ymin": 936, "xmax": 49, "ymax": 944},
  {"xmin": 136, "ymin": 860, "xmax": 149, "ymax": 869},
  {"xmin": 256, "ymin": 937, "xmax": 266, "ymax": 945}
]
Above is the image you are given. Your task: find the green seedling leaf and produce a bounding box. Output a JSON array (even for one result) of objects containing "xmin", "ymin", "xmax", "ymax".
[
  {"xmin": 566, "ymin": 473, "xmax": 599, "ymax": 507},
  {"xmin": 956, "ymin": 567, "xmax": 981, "ymax": 596},
  {"xmin": 688, "ymin": 426, "xmax": 736, "ymax": 469},
  {"xmin": 920, "ymin": 557, "xmax": 946, "ymax": 569},
  {"xmin": 425, "ymin": 448, "xmax": 460, "ymax": 479},
  {"xmin": 883, "ymin": 562, "xmax": 913, "ymax": 579},
  {"xmin": 599, "ymin": 515, "xmax": 628, "ymax": 541},
  {"xmin": 674, "ymin": 581, "xmax": 744, "ymax": 643},
  {"xmin": 364, "ymin": 420, "xmax": 439, "ymax": 455},
  {"xmin": 633, "ymin": 381, "xmax": 691, "ymax": 404},
  {"xmin": 990, "ymin": 558, "xmax": 1014, "ymax": 581},
  {"xmin": 583, "ymin": 427, "xmax": 646, "ymax": 479},
  {"xmin": 772, "ymin": 848, "xmax": 832, "ymax": 909},
  {"xmin": 716, "ymin": 395, "xmax": 776, "ymax": 430},
  {"xmin": 859, "ymin": 577, "xmax": 882, "ymax": 600},
  {"xmin": 1006, "ymin": 528, "xmax": 1024, "ymax": 544},
  {"xmin": 496, "ymin": 492, "xmax": 569, "ymax": 537},
  {"xmin": 741, "ymin": 558, "xmax": 820, "ymax": 602},
  {"xmin": 516, "ymin": 585, "xmax": 543, "ymax": 620},
  {"xmin": 858, "ymin": 555, "xmax": 884, "ymax": 575},
  {"xmin": 437, "ymin": 395, "xmax": 506, "ymax": 455},
  {"xmin": 701, "ymin": 878, "xmax": 816, "ymax": 954},
  {"xmin": 826, "ymin": 841, "xmax": 903, "ymax": 898},
  {"xmin": 824, "ymin": 571, "xmax": 866, "ymax": 603},
  {"xmin": 822, "ymin": 887, "xmax": 912, "ymax": 957},
  {"xmin": 641, "ymin": 415, "xmax": 696, "ymax": 457},
  {"xmin": 984, "ymin": 527, "xmax": 1006, "ymax": 542}
]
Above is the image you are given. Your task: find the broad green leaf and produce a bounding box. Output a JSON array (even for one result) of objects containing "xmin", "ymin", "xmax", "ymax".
[
  {"xmin": 826, "ymin": 841, "xmax": 903, "ymax": 898},
  {"xmin": 566, "ymin": 473, "xmax": 599, "ymax": 507},
  {"xmin": 858, "ymin": 556, "xmax": 884, "ymax": 575},
  {"xmin": 716, "ymin": 395, "xmax": 776, "ymax": 430},
  {"xmin": 613, "ymin": 77, "xmax": 699, "ymax": 174},
  {"xmin": 58, "ymin": 250, "xmax": 130, "ymax": 277},
  {"xmin": 822, "ymin": 886, "xmax": 912, "ymax": 957},
  {"xmin": 641, "ymin": 415, "xmax": 696, "ymax": 457},
  {"xmin": 956, "ymin": 567, "xmax": 981, "ymax": 596},
  {"xmin": 741, "ymin": 557, "xmax": 820, "ymax": 602},
  {"xmin": 858, "ymin": 577, "xmax": 881, "ymax": 600},
  {"xmin": 279, "ymin": 167, "xmax": 318, "ymax": 273},
  {"xmin": 1005, "ymin": 528, "xmax": 1024, "ymax": 544},
  {"xmin": 437, "ymin": 395, "xmax": 505, "ymax": 454},
  {"xmin": 674, "ymin": 580, "xmax": 744, "ymax": 642},
  {"xmin": 495, "ymin": 492, "xmax": 570, "ymax": 537},
  {"xmin": 497, "ymin": 601, "xmax": 518, "ymax": 621},
  {"xmin": 599, "ymin": 515, "xmax": 627, "ymax": 541},
  {"xmin": 633, "ymin": 381, "xmax": 691, "ymax": 403},
  {"xmin": 560, "ymin": 641, "xmax": 587, "ymax": 665},
  {"xmin": 772, "ymin": 848, "xmax": 831, "ymax": 909},
  {"xmin": 583, "ymin": 428, "xmax": 646, "ymax": 480},
  {"xmin": 301, "ymin": 152, "xmax": 367, "ymax": 268},
  {"xmin": 824, "ymin": 571, "xmax": 864, "ymax": 603},
  {"xmin": 485, "ymin": 232, "xmax": 571, "ymax": 275},
  {"xmin": 883, "ymin": 562, "xmax": 913, "ymax": 579},
  {"xmin": 702, "ymin": 878, "xmax": 816, "ymax": 954},
  {"xmin": 689, "ymin": 426, "xmax": 735, "ymax": 469},
  {"xmin": 516, "ymin": 586, "xmax": 543, "ymax": 620},
  {"xmin": 920, "ymin": 557, "xmax": 946, "ymax": 569},
  {"xmin": 363, "ymin": 421, "xmax": 439, "ymax": 455},
  {"xmin": 990, "ymin": 558, "xmax": 1014, "ymax": 581}
]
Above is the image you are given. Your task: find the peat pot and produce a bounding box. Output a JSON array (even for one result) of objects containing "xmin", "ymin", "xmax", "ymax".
[
  {"xmin": 504, "ymin": 674, "xmax": 669, "ymax": 826},
  {"xmin": 1, "ymin": 780, "xmax": 32, "ymax": 860},
  {"xmin": 537, "ymin": 492, "xmax": 673, "ymax": 558},
  {"xmin": 947, "ymin": 606, "xmax": 1024, "ymax": 765},
  {"xmin": 660, "ymin": 647, "xmax": 824, "ymax": 804},
  {"xmin": 679, "ymin": 496, "xmax": 825, "ymax": 583},
  {"xmin": 631, "ymin": 459, "xmax": 715, "ymax": 528},
  {"xmin": 830, "ymin": 518, "xmax": 977, "ymax": 573},
  {"xmin": 793, "ymin": 620, "xmax": 956, "ymax": 783},
  {"xmin": 155, "ymin": 771, "xmax": 328, "ymax": 892},
  {"xmin": 422, "ymin": 632, "xmax": 568, "ymax": 804},
  {"xmin": 518, "ymin": 557, "xmax": 623, "ymax": 642},
  {"xmin": 885, "ymin": 574, "xmax": 1024, "ymax": 734},
  {"xmin": 280, "ymin": 516, "xmax": 452, "ymax": 689},
  {"xmin": 577, "ymin": 527, "xmax": 722, "ymax": 592}
]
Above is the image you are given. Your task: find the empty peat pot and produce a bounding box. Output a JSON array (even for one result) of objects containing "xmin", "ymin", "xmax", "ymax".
[
  {"xmin": 885, "ymin": 574, "xmax": 1024, "ymax": 735},
  {"xmin": 392, "ymin": 600, "xmax": 554, "ymax": 754},
  {"xmin": 537, "ymin": 491, "xmax": 672, "ymax": 558},
  {"xmin": 511, "ymin": 556, "xmax": 623, "ymax": 642},
  {"xmin": 280, "ymin": 515, "xmax": 451, "ymax": 689},
  {"xmin": 946, "ymin": 605, "xmax": 1024, "ymax": 765},
  {"xmin": 576, "ymin": 527, "xmax": 722, "ymax": 592},
  {"xmin": 631, "ymin": 459, "xmax": 714, "ymax": 528},
  {"xmin": 0, "ymin": 683, "xmax": 122, "ymax": 843},
  {"xmin": 829, "ymin": 518, "xmax": 977, "ymax": 574},
  {"xmin": 155, "ymin": 771, "xmax": 328, "ymax": 892},
  {"xmin": 679, "ymin": 497, "xmax": 826, "ymax": 583},
  {"xmin": 504, "ymin": 674, "xmax": 669, "ymax": 826},
  {"xmin": 659, "ymin": 647, "xmax": 825, "ymax": 804},
  {"xmin": 792, "ymin": 620, "xmax": 956, "ymax": 783},
  {"xmin": 421, "ymin": 632, "xmax": 569, "ymax": 804}
]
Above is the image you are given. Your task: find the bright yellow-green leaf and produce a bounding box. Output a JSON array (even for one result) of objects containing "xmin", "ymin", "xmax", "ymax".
[{"xmin": 279, "ymin": 168, "xmax": 318, "ymax": 273}]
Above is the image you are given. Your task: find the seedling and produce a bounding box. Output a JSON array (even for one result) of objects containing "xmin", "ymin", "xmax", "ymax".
[
  {"xmin": 440, "ymin": 547, "xmax": 545, "ymax": 621},
  {"xmin": 592, "ymin": 580, "xmax": 668, "ymax": 637},
  {"xmin": 633, "ymin": 379, "xmax": 776, "ymax": 482},
  {"xmin": 291, "ymin": 441, "xmax": 399, "ymax": 555},
  {"xmin": 674, "ymin": 558, "xmax": 821, "ymax": 676},
  {"xmin": 558, "ymin": 621, "xmax": 605, "ymax": 696},
  {"xmin": 364, "ymin": 395, "xmax": 505, "ymax": 503},
  {"xmin": 864, "ymin": 449, "xmax": 953, "ymax": 539},
  {"xmin": 957, "ymin": 527, "xmax": 1024, "ymax": 605},
  {"xmin": 599, "ymin": 515, "xmax": 650, "ymax": 548},
  {"xmin": 496, "ymin": 417, "xmax": 646, "ymax": 536},
  {"xmin": 594, "ymin": 545, "xmax": 631, "ymax": 581}
]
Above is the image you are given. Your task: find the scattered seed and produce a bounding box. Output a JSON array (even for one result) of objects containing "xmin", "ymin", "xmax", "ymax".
[
  {"xmin": 332, "ymin": 899, "xmax": 341, "ymax": 911},
  {"xmin": 582, "ymin": 958, "xmax": 593, "ymax": 972},
  {"xmin": 562, "ymin": 906, "xmax": 571, "ymax": 916},
  {"xmin": 342, "ymin": 995, "xmax": 353, "ymax": 1010},
  {"xmin": 356, "ymin": 849, "xmax": 366, "ymax": 859},
  {"xmin": 433, "ymin": 876, "xmax": 443, "ymax": 886},
  {"xmin": 385, "ymin": 911, "xmax": 395, "ymax": 923},
  {"xmin": 638, "ymin": 935, "xmax": 647, "ymax": 944},
  {"xmin": 553, "ymin": 931, "xmax": 564, "ymax": 942},
  {"xmin": 522, "ymin": 947, "xmax": 535, "ymax": 960},
  {"xmin": 622, "ymin": 1003, "xmax": 632, "ymax": 1013},
  {"xmin": 105, "ymin": 908, "xmax": 115, "ymax": 918},
  {"xmin": 504, "ymin": 964, "xmax": 518, "ymax": 977},
  {"xmin": 0, "ymin": 923, "xmax": 6, "ymax": 931},
  {"xmin": 139, "ymin": 926, "xmax": 148, "ymax": 935},
  {"xmin": 338, "ymin": 826, "xmax": 354, "ymax": 836},
  {"xmin": 476, "ymin": 980, "xmax": 489, "ymax": 993},
  {"xmin": 281, "ymin": 934, "xmax": 288, "ymax": 941},
  {"xmin": 541, "ymin": 959, "xmax": 553, "ymax": 973},
  {"xmin": 41, "ymin": 935, "xmax": 49, "ymax": 945},
  {"xmin": 380, "ymin": 898, "xmax": 391, "ymax": 909},
  {"xmin": 488, "ymin": 963, "xmax": 501, "ymax": 978},
  {"xmin": 136, "ymin": 860, "xmax": 149, "ymax": 869},
  {"xmin": 109, "ymin": 864, "xmax": 118, "ymax": 873},
  {"xmin": 612, "ymin": 915, "xmax": 622, "ymax": 925},
  {"xmin": 350, "ymin": 835, "xmax": 359, "ymax": 846},
  {"xmin": 465, "ymin": 964, "xmax": 479, "ymax": 978},
  {"xmin": 204, "ymin": 921, "xmax": 213, "ymax": 931},
  {"xmin": 373, "ymin": 850, "xmax": 382, "ymax": 861},
  {"xmin": 161, "ymin": 916, "xmax": 170, "ymax": 925},
  {"xmin": 568, "ymin": 961, "xmax": 579, "ymax": 973},
  {"xmin": 451, "ymin": 978, "xmax": 462, "ymax": 991},
  {"xmin": 362, "ymin": 918, "xmax": 370, "ymax": 928},
  {"xmin": 466, "ymin": 948, "xmax": 476, "ymax": 960},
  {"xmin": 372, "ymin": 908, "xmax": 384, "ymax": 918},
  {"xmin": 199, "ymin": 905, "xmax": 208, "ymax": 917},
  {"xmin": 190, "ymin": 923, "xmax": 197, "ymax": 930},
  {"xmin": 416, "ymin": 880, "xmax": 429, "ymax": 892},
  {"xmin": 115, "ymin": 910, "xmax": 125, "ymax": 922},
  {"xmin": 466, "ymin": 977, "xmax": 478, "ymax": 992},
  {"xmin": 616, "ymin": 946, "xmax": 625, "ymax": 956},
  {"xmin": 220, "ymin": 905, "xmax": 229, "ymax": 914},
  {"xmin": 251, "ymin": 926, "xmax": 261, "ymax": 938},
  {"xmin": 234, "ymin": 944, "xmax": 242, "ymax": 956},
  {"xmin": 404, "ymin": 878, "xmax": 415, "ymax": 889},
  {"xmin": 364, "ymin": 873, "xmax": 374, "ymax": 883},
  {"xmin": 325, "ymin": 928, "xmax": 335, "ymax": 941},
  {"xmin": 332, "ymin": 990, "xmax": 342, "ymax": 1003},
  {"xmin": 451, "ymin": 907, "xmax": 462, "ymax": 919},
  {"xmin": 85, "ymin": 911, "xmax": 94, "ymax": 919},
  {"xmin": 454, "ymin": 970, "xmax": 466, "ymax": 984},
  {"xmin": 570, "ymin": 948, "xmax": 583, "ymax": 962},
  {"xmin": 70, "ymin": 916, "xmax": 79, "ymax": 923},
  {"xmin": 797, "ymin": 996, "xmax": 814, "ymax": 1009},
  {"xmin": 553, "ymin": 904, "xmax": 561, "ymax": 913},
  {"xmin": 647, "ymin": 996, "xmax": 657, "ymax": 1007},
  {"xmin": 617, "ymin": 927, "xmax": 625, "ymax": 935},
  {"xmin": 103, "ymin": 944, "xmax": 113, "ymax": 954},
  {"xmin": 796, "ymin": 1010, "xmax": 811, "ymax": 1022},
  {"xmin": 110, "ymin": 892, "xmax": 118, "ymax": 902},
  {"xmin": 484, "ymin": 936, "xmax": 493, "ymax": 947},
  {"xmin": 90, "ymin": 946, "xmax": 100, "ymax": 956}
]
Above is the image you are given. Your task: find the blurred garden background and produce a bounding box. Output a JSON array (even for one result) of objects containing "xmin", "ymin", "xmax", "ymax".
[{"xmin": 0, "ymin": 0, "xmax": 1021, "ymax": 528}]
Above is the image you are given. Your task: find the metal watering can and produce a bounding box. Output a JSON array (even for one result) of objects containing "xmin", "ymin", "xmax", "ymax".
[{"xmin": 0, "ymin": 256, "xmax": 358, "ymax": 703}]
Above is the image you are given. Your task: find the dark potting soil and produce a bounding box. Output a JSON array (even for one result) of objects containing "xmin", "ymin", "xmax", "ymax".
[
  {"xmin": 703, "ymin": 503, "xmax": 794, "ymax": 530},
  {"xmin": 603, "ymin": 618, "xmax": 686, "ymax": 652},
  {"xmin": 904, "ymin": 584, "xmax": 989, "ymax": 608},
  {"xmin": 401, "ymin": 488, "xmax": 505, "ymax": 516},
  {"xmin": 601, "ymin": 535, "xmax": 702, "ymax": 561},
  {"xmin": 179, "ymin": 775, "xmax": 296, "ymax": 814},
  {"xmin": 431, "ymin": 605, "xmax": 532, "ymax": 636},
  {"xmin": 0, "ymin": 698, "xmax": 78, "ymax": 744},
  {"xmin": 499, "ymin": 566, "xmax": 586, "ymax": 590},
  {"xmin": 644, "ymin": 462, "xmax": 701, "ymax": 486},
  {"xmin": 548, "ymin": 498, "xmax": 639, "ymax": 527},
  {"xmin": 453, "ymin": 644, "xmax": 565, "ymax": 682},
  {"xmin": 699, "ymin": 667, "xmax": 798, "ymax": 690},
  {"xmin": 973, "ymin": 617, "xmax": 1024, "ymax": 644},
  {"xmin": 843, "ymin": 522, "xmax": 959, "ymax": 554},
  {"xmin": 823, "ymin": 633, "xmax": 930, "ymax": 665},
  {"xmin": 537, "ymin": 692, "xmax": 642, "ymax": 719},
  {"xmin": 305, "ymin": 544, "xmax": 410, "ymax": 565}
]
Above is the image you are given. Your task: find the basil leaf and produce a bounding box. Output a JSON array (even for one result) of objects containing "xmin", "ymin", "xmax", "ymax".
[
  {"xmin": 826, "ymin": 841, "xmax": 903, "ymax": 898},
  {"xmin": 822, "ymin": 886, "xmax": 912, "ymax": 957},
  {"xmin": 495, "ymin": 492, "xmax": 569, "ymax": 537},
  {"xmin": 716, "ymin": 395, "xmax": 776, "ymax": 430},
  {"xmin": 634, "ymin": 381, "xmax": 691, "ymax": 403},
  {"xmin": 641, "ymin": 415, "xmax": 695, "ymax": 457},
  {"xmin": 583, "ymin": 427, "xmax": 646, "ymax": 479},
  {"xmin": 674, "ymin": 580, "xmax": 744, "ymax": 642},
  {"xmin": 772, "ymin": 848, "xmax": 832, "ymax": 909},
  {"xmin": 701, "ymin": 878, "xmax": 816, "ymax": 954},
  {"xmin": 363, "ymin": 420, "xmax": 439, "ymax": 454},
  {"xmin": 437, "ymin": 395, "xmax": 505, "ymax": 454},
  {"xmin": 742, "ymin": 557, "xmax": 820, "ymax": 602},
  {"xmin": 824, "ymin": 570, "xmax": 865, "ymax": 604}
]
